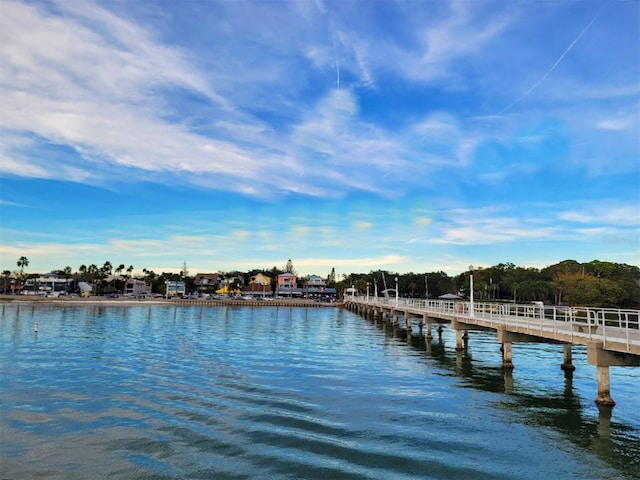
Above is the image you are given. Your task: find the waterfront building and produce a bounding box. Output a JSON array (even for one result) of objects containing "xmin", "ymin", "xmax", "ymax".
[
  {"xmin": 277, "ymin": 273, "xmax": 297, "ymax": 297},
  {"xmin": 250, "ymin": 273, "xmax": 271, "ymax": 286},
  {"xmin": 21, "ymin": 273, "xmax": 73, "ymax": 296},
  {"xmin": 194, "ymin": 273, "xmax": 220, "ymax": 295},
  {"xmin": 124, "ymin": 279, "xmax": 151, "ymax": 297},
  {"xmin": 241, "ymin": 273, "xmax": 272, "ymax": 298},
  {"xmin": 165, "ymin": 280, "xmax": 186, "ymax": 297}
]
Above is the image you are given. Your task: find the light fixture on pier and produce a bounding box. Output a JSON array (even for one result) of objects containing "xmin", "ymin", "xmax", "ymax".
[
  {"xmin": 469, "ymin": 265, "xmax": 475, "ymax": 318},
  {"xmin": 395, "ymin": 277, "xmax": 399, "ymax": 307}
]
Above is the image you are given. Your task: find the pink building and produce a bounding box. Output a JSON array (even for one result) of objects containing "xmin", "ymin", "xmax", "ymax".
[{"xmin": 277, "ymin": 273, "xmax": 297, "ymax": 295}]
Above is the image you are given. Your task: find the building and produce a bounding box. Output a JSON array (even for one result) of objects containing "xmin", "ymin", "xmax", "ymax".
[
  {"xmin": 241, "ymin": 273, "xmax": 272, "ymax": 297},
  {"xmin": 306, "ymin": 274, "xmax": 325, "ymax": 291},
  {"xmin": 250, "ymin": 273, "xmax": 271, "ymax": 286},
  {"xmin": 21, "ymin": 273, "xmax": 73, "ymax": 296},
  {"xmin": 277, "ymin": 273, "xmax": 297, "ymax": 297},
  {"xmin": 124, "ymin": 279, "xmax": 151, "ymax": 297},
  {"xmin": 304, "ymin": 274, "xmax": 337, "ymax": 299},
  {"xmin": 78, "ymin": 282, "xmax": 92, "ymax": 297},
  {"xmin": 194, "ymin": 273, "xmax": 220, "ymax": 295},
  {"xmin": 165, "ymin": 280, "xmax": 186, "ymax": 297}
]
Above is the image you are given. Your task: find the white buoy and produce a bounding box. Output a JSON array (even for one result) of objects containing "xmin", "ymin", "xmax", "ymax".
[{"xmin": 33, "ymin": 322, "xmax": 39, "ymax": 333}]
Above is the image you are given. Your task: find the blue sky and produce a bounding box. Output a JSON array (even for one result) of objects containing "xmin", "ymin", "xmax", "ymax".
[{"xmin": 1, "ymin": 0, "xmax": 638, "ymax": 278}]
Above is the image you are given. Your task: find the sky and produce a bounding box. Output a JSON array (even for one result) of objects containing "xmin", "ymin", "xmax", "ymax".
[{"xmin": 1, "ymin": 0, "xmax": 639, "ymax": 279}]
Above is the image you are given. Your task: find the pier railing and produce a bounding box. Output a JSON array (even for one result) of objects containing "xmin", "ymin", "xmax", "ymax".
[{"xmin": 348, "ymin": 296, "xmax": 640, "ymax": 354}]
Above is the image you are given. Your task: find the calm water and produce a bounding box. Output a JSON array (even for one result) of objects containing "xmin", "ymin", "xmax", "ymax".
[{"xmin": 1, "ymin": 303, "xmax": 639, "ymax": 480}]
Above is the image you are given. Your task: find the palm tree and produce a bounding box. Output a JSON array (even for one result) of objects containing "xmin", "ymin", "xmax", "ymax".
[
  {"xmin": 88, "ymin": 264, "xmax": 99, "ymax": 295},
  {"xmin": 115, "ymin": 264, "xmax": 125, "ymax": 277},
  {"xmin": 102, "ymin": 261, "xmax": 113, "ymax": 277},
  {"xmin": 17, "ymin": 256, "xmax": 29, "ymax": 276},
  {"xmin": 126, "ymin": 265, "xmax": 134, "ymax": 277}
]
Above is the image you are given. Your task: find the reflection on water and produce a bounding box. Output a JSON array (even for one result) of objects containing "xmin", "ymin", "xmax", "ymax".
[
  {"xmin": 374, "ymin": 318, "xmax": 640, "ymax": 477},
  {"xmin": 1, "ymin": 303, "xmax": 639, "ymax": 480}
]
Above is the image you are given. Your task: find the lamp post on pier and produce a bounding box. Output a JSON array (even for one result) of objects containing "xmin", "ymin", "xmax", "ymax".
[
  {"xmin": 469, "ymin": 265, "xmax": 475, "ymax": 318},
  {"xmin": 395, "ymin": 277, "xmax": 399, "ymax": 307}
]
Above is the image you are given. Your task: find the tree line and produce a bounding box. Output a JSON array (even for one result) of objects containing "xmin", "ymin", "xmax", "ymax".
[
  {"xmin": 3, "ymin": 258, "xmax": 639, "ymax": 308},
  {"xmin": 341, "ymin": 260, "xmax": 640, "ymax": 309}
]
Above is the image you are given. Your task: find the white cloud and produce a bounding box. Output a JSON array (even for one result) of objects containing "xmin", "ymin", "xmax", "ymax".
[
  {"xmin": 558, "ymin": 205, "xmax": 640, "ymax": 226},
  {"xmin": 388, "ymin": 2, "xmax": 512, "ymax": 83}
]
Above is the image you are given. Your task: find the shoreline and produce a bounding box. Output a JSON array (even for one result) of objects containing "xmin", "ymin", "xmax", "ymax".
[{"xmin": 0, "ymin": 296, "xmax": 341, "ymax": 308}]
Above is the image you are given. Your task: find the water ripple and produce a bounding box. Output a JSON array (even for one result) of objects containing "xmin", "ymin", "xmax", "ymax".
[{"xmin": 1, "ymin": 303, "xmax": 638, "ymax": 479}]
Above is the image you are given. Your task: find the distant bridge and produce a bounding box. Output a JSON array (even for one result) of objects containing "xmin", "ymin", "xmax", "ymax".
[{"xmin": 344, "ymin": 296, "xmax": 640, "ymax": 408}]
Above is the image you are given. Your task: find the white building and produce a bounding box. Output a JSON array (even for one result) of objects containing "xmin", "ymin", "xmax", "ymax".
[
  {"xmin": 22, "ymin": 273, "xmax": 72, "ymax": 296},
  {"xmin": 125, "ymin": 279, "xmax": 151, "ymax": 297}
]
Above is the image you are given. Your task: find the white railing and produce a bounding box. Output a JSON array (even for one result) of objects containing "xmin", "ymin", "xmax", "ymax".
[{"xmin": 348, "ymin": 296, "xmax": 640, "ymax": 353}]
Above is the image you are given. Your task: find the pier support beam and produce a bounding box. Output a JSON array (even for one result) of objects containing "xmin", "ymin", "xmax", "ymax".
[
  {"xmin": 495, "ymin": 329, "xmax": 529, "ymax": 370},
  {"xmin": 595, "ymin": 365, "xmax": 615, "ymax": 407},
  {"xmin": 586, "ymin": 342, "xmax": 640, "ymax": 407},
  {"xmin": 584, "ymin": 343, "xmax": 638, "ymax": 407},
  {"xmin": 501, "ymin": 342, "xmax": 514, "ymax": 370},
  {"xmin": 561, "ymin": 343, "xmax": 576, "ymax": 373}
]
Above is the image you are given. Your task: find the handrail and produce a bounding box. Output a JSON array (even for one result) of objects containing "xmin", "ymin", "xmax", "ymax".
[{"xmin": 347, "ymin": 296, "xmax": 640, "ymax": 353}]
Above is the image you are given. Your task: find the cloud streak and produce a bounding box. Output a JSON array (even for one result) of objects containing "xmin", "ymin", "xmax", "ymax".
[
  {"xmin": 1, "ymin": 0, "xmax": 638, "ymax": 276},
  {"xmin": 500, "ymin": 6, "xmax": 604, "ymax": 113}
]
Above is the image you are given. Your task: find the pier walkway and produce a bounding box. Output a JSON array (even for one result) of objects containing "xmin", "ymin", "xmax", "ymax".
[{"xmin": 344, "ymin": 296, "xmax": 640, "ymax": 408}]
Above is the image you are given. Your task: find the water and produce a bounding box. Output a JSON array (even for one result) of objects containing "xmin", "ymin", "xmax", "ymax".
[{"xmin": 1, "ymin": 303, "xmax": 638, "ymax": 479}]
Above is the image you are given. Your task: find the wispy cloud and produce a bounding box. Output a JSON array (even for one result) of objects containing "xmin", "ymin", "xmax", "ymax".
[{"xmin": 1, "ymin": 0, "xmax": 637, "ymax": 276}]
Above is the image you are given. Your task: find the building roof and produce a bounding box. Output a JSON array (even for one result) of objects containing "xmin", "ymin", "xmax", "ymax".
[{"xmin": 194, "ymin": 273, "xmax": 219, "ymax": 285}]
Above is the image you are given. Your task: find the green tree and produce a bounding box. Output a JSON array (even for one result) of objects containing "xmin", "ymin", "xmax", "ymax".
[
  {"xmin": 2, "ymin": 270, "xmax": 11, "ymax": 294},
  {"xmin": 101, "ymin": 261, "xmax": 113, "ymax": 277},
  {"xmin": 326, "ymin": 267, "xmax": 336, "ymax": 286},
  {"xmin": 181, "ymin": 261, "xmax": 189, "ymax": 278},
  {"xmin": 17, "ymin": 256, "xmax": 29, "ymax": 277},
  {"xmin": 285, "ymin": 259, "xmax": 295, "ymax": 274},
  {"xmin": 271, "ymin": 266, "xmax": 280, "ymax": 296},
  {"xmin": 87, "ymin": 264, "xmax": 99, "ymax": 294}
]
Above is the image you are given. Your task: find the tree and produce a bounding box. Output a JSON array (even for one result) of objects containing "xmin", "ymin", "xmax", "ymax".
[
  {"xmin": 2, "ymin": 270, "xmax": 11, "ymax": 294},
  {"xmin": 102, "ymin": 261, "xmax": 113, "ymax": 277},
  {"xmin": 327, "ymin": 267, "xmax": 336, "ymax": 286},
  {"xmin": 115, "ymin": 264, "xmax": 125, "ymax": 277},
  {"xmin": 126, "ymin": 265, "xmax": 134, "ymax": 277},
  {"xmin": 271, "ymin": 266, "xmax": 279, "ymax": 296},
  {"xmin": 17, "ymin": 256, "xmax": 29, "ymax": 277},
  {"xmin": 87, "ymin": 264, "xmax": 99, "ymax": 294},
  {"xmin": 285, "ymin": 259, "xmax": 295, "ymax": 274}
]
